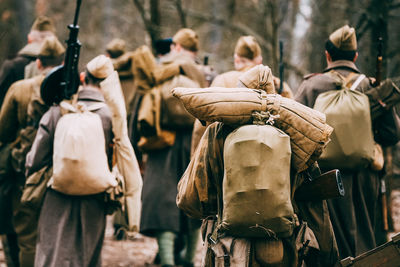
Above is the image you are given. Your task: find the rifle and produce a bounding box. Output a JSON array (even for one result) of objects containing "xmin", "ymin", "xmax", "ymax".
[
  {"xmin": 295, "ymin": 169, "xmax": 345, "ymax": 202},
  {"xmin": 374, "ymin": 37, "xmax": 383, "ymax": 87},
  {"xmin": 40, "ymin": 0, "xmax": 82, "ymax": 106},
  {"xmin": 278, "ymin": 40, "xmax": 284, "ymax": 94},
  {"xmin": 374, "ymin": 36, "xmax": 389, "ymax": 232}
]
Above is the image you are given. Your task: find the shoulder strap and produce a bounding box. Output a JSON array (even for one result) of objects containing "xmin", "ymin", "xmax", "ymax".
[
  {"xmin": 327, "ymin": 70, "xmax": 364, "ymax": 90},
  {"xmin": 349, "ymin": 74, "xmax": 366, "ymax": 91}
]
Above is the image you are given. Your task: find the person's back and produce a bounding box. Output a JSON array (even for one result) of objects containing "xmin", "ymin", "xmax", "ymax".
[
  {"xmin": 26, "ymin": 55, "xmax": 114, "ymax": 267},
  {"xmin": 139, "ymin": 28, "xmax": 206, "ymax": 267},
  {"xmin": 0, "ymin": 16, "xmax": 56, "ymax": 108},
  {"xmin": 295, "ymin": 25, "xmax": 393, "ymax": 260}
]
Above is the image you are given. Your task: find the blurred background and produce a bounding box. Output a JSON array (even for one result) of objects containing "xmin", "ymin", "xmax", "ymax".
[{"xmin": 1, "ymin": 0, "xmax": 400, "ymax": 92}]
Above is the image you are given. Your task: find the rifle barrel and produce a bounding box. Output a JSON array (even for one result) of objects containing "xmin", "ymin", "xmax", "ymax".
[{"xmin": 73, "ymin": 0, "xmax": 82, "ymax": 26}]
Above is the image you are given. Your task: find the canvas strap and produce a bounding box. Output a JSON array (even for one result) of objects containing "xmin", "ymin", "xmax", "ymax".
[{"xmin": 349, "ymin": 74, "xmax": 366, "ymax": 91}]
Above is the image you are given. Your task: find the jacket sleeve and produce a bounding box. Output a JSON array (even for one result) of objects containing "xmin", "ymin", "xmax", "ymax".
[
  {"xmin": 25, "ymin": 108, "xmax": 58, "ymax": 177},
  {"xmin": 0, "ymin": 83, "xmax": 18, "ymax": 142},
  {"xmin": 177, "ymin": 122, "xmax": 226, "ymax": 218},
  {"xmin": 294, "ymin": 80, "xmax": 310, "ymax": 106}
]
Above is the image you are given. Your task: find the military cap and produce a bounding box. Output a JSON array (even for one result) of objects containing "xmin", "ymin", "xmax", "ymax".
[
  {"xmin": 31, "ymin": 16, "xmax": 56, "ymax": 33},
  {"xmin": 234, "ymin": 36, "xmax": 261, "ymax": 60},
  {"xmin": 106, "ymin": 38, "xmax": 126, "ymax": 58},
  {"xmin": 38, "ymin": 36, "xmax": 65, "ymax": 58},
  {"xmin": 87, "ymin": 55, "xmax": 114, "ymax": 79},
  {"xmin": 329, "ymin": 25, "xmax": 357, "ymax": 51},
  {"xmin": 173, "ymin": 28, "xmax": 199, "ymax": 52}
]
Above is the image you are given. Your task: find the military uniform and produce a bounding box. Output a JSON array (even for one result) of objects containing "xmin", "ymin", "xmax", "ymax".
[
  {"xmin": 0, "ymin": 36, "xmax": 64, "ymax": 267},
  {"xmin": 0, "ymin": 16, "xmax": 55, "ymax": 108},
  {"xmin": 139, "ymin": 28, "xmax": 206, "ymax": 267},
  {"xmin": 295, "ymin": 25, "xmax": 394, "ymax": 259},
  {"xmin": 26, "ymin": 56, "xmax": 114, "ymax": 267}
]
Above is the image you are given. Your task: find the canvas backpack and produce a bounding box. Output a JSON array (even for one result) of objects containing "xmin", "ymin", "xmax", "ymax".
[
  {"xmin": 212, "ymin": 122, "xmax": 296, "ymax": 239},
  {"xmin": 51, "ymin": 101, "xmax": 117, "ymax": 195},
  {"xmin": 313, "ymin": 70, "xmax": 375, "ymax": 170}
]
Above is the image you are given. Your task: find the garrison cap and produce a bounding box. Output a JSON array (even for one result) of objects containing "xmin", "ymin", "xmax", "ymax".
[
  {"xmin": 31, "ymin": 16, "xmax": 56, "ymax": 33},
  {"xmin": 106, "ymin": 38, "xmax": 126, "ymax": 58},
  {"xmin": 87, "ymin": 55, "xmax": 114, "ymax": 79},
  {"xmin": 234, "ymin": 36, "xmax": 261, "ymax": 60},
  {"xmin": 329, "ymin": 25, "xmax": 357, "ymax": 51},
  {"xmin": 38, "ymin": 36, "xmax": 65, "ymax": 58},
  {"xmin": 173, "ymin": 28, "xmax": 199, "ymax": 52}
]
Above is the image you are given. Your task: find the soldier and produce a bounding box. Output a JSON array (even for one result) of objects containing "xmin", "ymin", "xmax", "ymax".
[
  {"xmin": 0, "ymin": 36, "xmax": 65, "ymax": 267},
  {"xmin": 25, "ymin": 55, "xmax": 115, "ymax": 267},
  {"xmin": 211, "ymin": 35, "xmax": 293, "ymax": 98},
  {"xmin": 139, "ymin": 28, "xmax": 206, "ymax": 267},
  {"xmin": 295, "ymin": 25, "xmax": 396, "ymax": 259},
  {"xmin": 0, "ymin": 16, "xmax": 56, "ymax": 108},
  {"xmin": 106, "ymin": 38, "xmax": 136, "ymax": 110}
]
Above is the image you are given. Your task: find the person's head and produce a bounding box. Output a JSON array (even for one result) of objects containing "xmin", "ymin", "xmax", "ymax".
[
  {"xmin": 325, "ymin": 25, "xmax": 358, "ymax": 63},
  {"xmin": 36, "ymin": 36, "xmax": 65, "ymax": 70},
  {"xmin": 234, "ymin": 36, "xmax": 262, "ymax": 71},
  {"xmin": 83, "ymin": 55, "xmax": 114, "ymax": 87},
  {"xmin": 28, "ymin": 16, "xmax": 56, "ymax": 44},
  {"xmin": 106, "ymin": 38, "xmax": 126, "ymax": 59},
  {"xmin": 171, "ymin": 28, "xmax": 199, "ymax": 57}
]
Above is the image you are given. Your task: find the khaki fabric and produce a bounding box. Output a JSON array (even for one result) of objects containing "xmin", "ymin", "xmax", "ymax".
[
  {"xmin": 220, "ymin": 124, "xmax": 295, "ymax": 238},
  {"xmin": 329, "ymin": 25, "xmax": 357, "ymax": 51},
  {"xmin": 234, "ymin": 36, "xmax": 261, "ymax": 60},
  {"xmin": 172, "ymin": 87, "xmax": 333, "ymax": 172},
  {"xmin": 173, "ymin": 28, "xmax": 199, "ymax": 52},
  {"xmin": 87, "ymin": 55, "xmax": 114, "ymax": 79},
  {"xmin": 131, "ymin": 46, "xmax": 157, "ymax": 91},
  {"xmin": 51, "ymin": 101, "xmax": 117, "ymax": 195},
  {"xmin": 160, "ymin": 75, "xmax": 197, "ymax": 129},
  {"xmin": 313, "ymin": 71, "xmax": 375, "ymax": 170},
  {"xmin": 38, "ymin": 36, "xmax": 65, "ymax": 58},
  {"xmin": 100, "ymin": 71, "xmax": 143, "ymax": 232},
  {"xmin": 111, "ymin": 51, "xmax": 135, "ymax": 110},
  {"xmin": 237, "ymin": 65, "xmax": 275, "ymax": 93},
  {"xmin": 31, "ymin": 16, "xmax": 55, "ymax": 33}
]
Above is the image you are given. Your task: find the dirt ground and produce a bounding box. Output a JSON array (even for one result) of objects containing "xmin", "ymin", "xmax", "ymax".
[{"xmin": 1, "ymin": 190, "xmax": 400, "ymax": 267}]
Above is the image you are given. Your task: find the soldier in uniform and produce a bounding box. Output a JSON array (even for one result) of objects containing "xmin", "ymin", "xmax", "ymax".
[
  {"xmin": 0, "ymin": 36, "xmax": 64, "ymax": 267},
  {"xmin": 106, "ymin": 38, "xmax": 135, "ymax": 110},
  {"xmin": 0, "ymin": 16, "xmax": 56, "ymax": 108},
  {"xmin": 295, "ymin": 25, "xmax": 395, "ymax": 259},
  {"xmin": 25, "ymin": 55, "xmax": 115, "ymax": 267},
  {"xmin": 139, "ymin": 28, "xmax": 206, "ymax": 267}
]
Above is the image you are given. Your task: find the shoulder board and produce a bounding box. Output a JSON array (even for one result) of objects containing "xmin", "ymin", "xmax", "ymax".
[{"xmin": 303, "ymin": 73, "xmax": 321, "ymax": 80}]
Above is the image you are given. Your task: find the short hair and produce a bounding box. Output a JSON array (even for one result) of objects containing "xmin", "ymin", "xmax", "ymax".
[
  {"xmin": 325, "ymin": 39, "xmax": 356, "ymax": 61},
  {"xmin": 38, "ymin": 54, "xmax": 64, "ymax": 68},
  {"xmin": 84, "ymin": 69, "xmax": 105, "ymax": 87}
]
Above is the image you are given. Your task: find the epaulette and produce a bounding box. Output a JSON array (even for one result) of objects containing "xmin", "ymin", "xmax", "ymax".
[{"xmin": 303, "ymin": 73, "xmax": 321, "ymax": 80}]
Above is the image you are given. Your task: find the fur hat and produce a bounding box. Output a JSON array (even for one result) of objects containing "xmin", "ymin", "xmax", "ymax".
[
  {"xmin": 234, "ymin": 36, "xmax": 261, "ymax": 60},
  {"xmin": 173, "ymin": 28, "xmax": 199, "ymax": 52},
  {"xmin": 87, "ymin": 55, "xmax": 114, "ymax": 79}
]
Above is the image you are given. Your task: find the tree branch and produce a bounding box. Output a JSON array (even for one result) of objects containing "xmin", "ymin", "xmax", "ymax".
[
  {"xmin": 174, "ymin": 0, "xmax": 187, "ymax": 28},
  {"xmin": 186, "ymin": 9, "xmax": 273, "ymax": 51}
]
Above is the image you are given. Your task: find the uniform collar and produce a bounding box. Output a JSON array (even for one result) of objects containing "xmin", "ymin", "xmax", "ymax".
[
  {"xmin": 324, "ymin": 60, "xmax": 360, "ymax": 73},
  {"xmin": 77, "ymin": 87, "xmax": 105, "ymax": 102}
]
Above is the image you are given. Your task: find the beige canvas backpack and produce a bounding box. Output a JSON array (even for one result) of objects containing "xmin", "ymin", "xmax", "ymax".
[
  {"xmin": 214, "ymin": 123, "xmax": 296, "ymax": 239},
  {"xmin": 51, "ymin": 101, "xmax": 117, "ymax": 195},
  {"xmin": 313, "ymin": 71, "xmax": 375, "ymax": 170}
]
